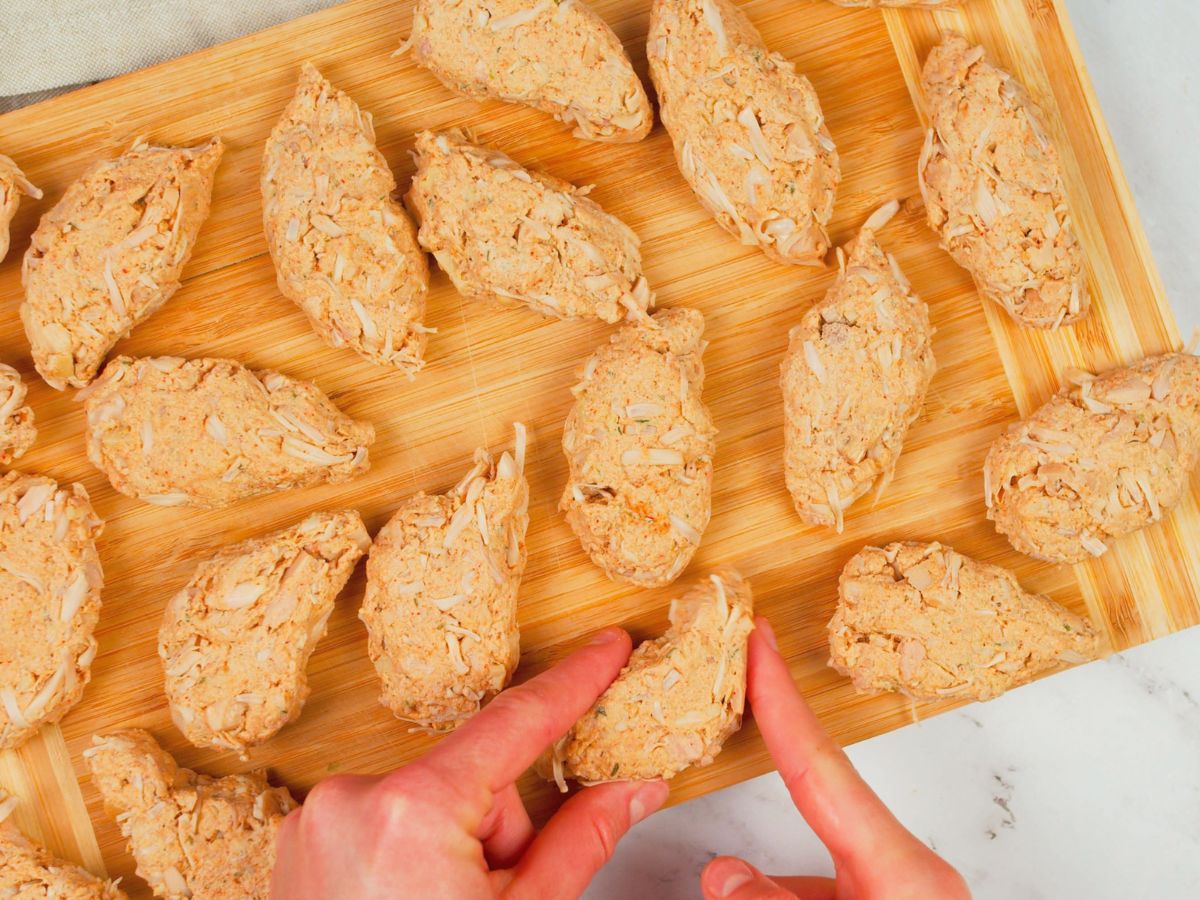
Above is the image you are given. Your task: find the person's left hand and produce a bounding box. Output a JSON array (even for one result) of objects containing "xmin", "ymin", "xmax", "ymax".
[{"xmin": 270, "ymin": 626, "xmax": 668, "ymax": 900}]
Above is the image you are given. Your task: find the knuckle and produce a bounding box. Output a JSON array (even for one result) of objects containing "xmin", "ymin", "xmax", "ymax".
[
  {"xmin": 488, "ymin": 685, "xmax": 557, "ymax": 743},
  {"xmin": 777, "ymin": 757, "xmax": 815, "ymax": 796},
  {"xmin": 298, "ymin": 776, "xmax": 351, "ymax": 837},
  {"xmin": 585, "ymin": 810, "xmax": 621, "ymax": 863},
  {"xmin": 303, "ymin": 774, "xmax": 349, "ymax": 810},
  {"xmin": 413, "ymin": 750, "xmax": 500, "ymax": 821},
  {"xmin": 376, "ymin": 788, "xmax": 415, "ymax": 831},
  {"xmin": 400, "ymin": 761, "xmax": 482, "ymax": 807},
  {"xmin": 382, "ymin": 765, "xmax": 429, "ymax": 798},
  {"xmin": 377, "ymin": 767, "xmax": 461, "ymax": 831},
  {"xmin": 778, "ymin": 738, "xmax": 840, "ymax": 796}
]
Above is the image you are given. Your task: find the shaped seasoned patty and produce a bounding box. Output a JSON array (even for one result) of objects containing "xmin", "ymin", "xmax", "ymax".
[
  {"xmin": 0, "ymin": 792, "xmax": 125, "ymax": 898},
  {"xmin": 361, "ymin": 430, "xmax": 529, "ymax": 731},
  {"xmin": 21, "ymin": 138, "xmax": 223, "ymax": 389},
  {"xmin": 0, "ymin": 364, "xmax": 36, "ymax": 466},
  {"xmin": 648, "ymin": 0, "xmax": 839, "ymax": 265},
  {"xmin": 781, "ymin": 202, "xmax": 935, "ymax": 531},
  {"xmin": 0, "ymin": 153, "xmax": 41, "ymax": 263},
  {"xmin": 562, "ymin": 307, "xmax": 716, "ymax": 586},
  {"xmin": 407, "ymin": 130, "xmax": 651, "ymax": 323},
  {"xmin": 83, "ymin": 356, "xmax": 374, "ymax": 509},
  {"xmin": 407, "ymin": 0, "xmax": 652, "ymax": 142},
  {"xmin": 985, "ymin": 352, "xmax": 1200, "ymax": 563},
  {"xmin": 159, "ymin": 510, "xmax": 370, "ymax": 754},
  {"xmin": 544, "ymin": 569, "xmax": 753, "ymax": 787},
  {"xmin": 0, "ymin": 471, "xmax": 103, "ymax": 751},
  {"xmin": 85, "ymin": 729, "xmax": 296, "ymax": 900},
  {"xmin": 919, "ymin": 34, "xmax": 1088, "ymax": 328},
  {"xmin": 830, "ymin": 541, "xmax": 1099, "ymax": 700},
  {"xmin": 263, "ymin": 64, "xmax": 430, "ymax": 374}
]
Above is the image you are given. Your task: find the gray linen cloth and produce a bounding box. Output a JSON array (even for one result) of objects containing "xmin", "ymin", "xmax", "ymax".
[{"xmin": 0, "ymin": 0, "xmax": 343, "ymax": 112}]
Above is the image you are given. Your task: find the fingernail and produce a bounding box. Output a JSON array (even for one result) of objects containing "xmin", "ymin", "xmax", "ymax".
[
  {"xmin": 716, "ymin": 861, "xmax": 753, "ymax": 897},
  {"xmin": 756, "ymin": 617, "xmax": 779, "ymax": 652},
  {"xmin": 590, "ymin": 627, "xmax": 623, "ymax": 645},
  {"xmin": 628, "ymin": 781, "xmax": 667, "ymax": 825},
  {"xmin": 628, "ymin": 793, "xmax": 649, "ymax": 826}
]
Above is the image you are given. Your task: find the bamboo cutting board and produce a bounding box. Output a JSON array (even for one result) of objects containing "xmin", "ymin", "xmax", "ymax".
[{"xmin": 0, "ymin": 0, "xmax": 1195, "ymax": 892}]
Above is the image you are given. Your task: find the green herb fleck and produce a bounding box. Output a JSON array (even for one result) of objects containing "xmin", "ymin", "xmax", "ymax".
[
  {"xmin": 595, "ymin": 706, "xmax": 607, "ymax": 717},
  {"xmin": 611, "ymin": 763, "xmax": 620, "ymax": 776}
]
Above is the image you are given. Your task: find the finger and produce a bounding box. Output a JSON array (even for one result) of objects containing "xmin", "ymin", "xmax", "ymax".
[
  {"xmin": 429, "ymin": 627, "xmax": 632, "ymax": 792},
  {"xmin": 504, "ymin": 780, "xmax": 668, "ymax": 899},
  {"xmin": 477, "ymin": 783, "xmax": 536, "ymax": 869},
  {"xmin": 701, "ymin": 857, "xmax": 827, "ymax": 900},
  {"xmin": 269, "ymin": 805, "xmax": 306, "ymax": 897},
  {"xmin": 747, "ymin": 617, "xmax": 928, "ymax": 867},
  {"xmin": 270, "ymin": 773, "xmax": 382, "ymax": 898}
]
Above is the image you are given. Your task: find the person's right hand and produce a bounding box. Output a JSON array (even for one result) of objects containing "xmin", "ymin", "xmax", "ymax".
[{"xmin": 700, "ymin": 617, "xmax": 971, "ymax": 900}]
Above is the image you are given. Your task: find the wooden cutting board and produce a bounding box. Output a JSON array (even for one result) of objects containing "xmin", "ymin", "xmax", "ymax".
[{"xmin": 0, "ymin": 0, "xmax": 1195, "ymax": 892}]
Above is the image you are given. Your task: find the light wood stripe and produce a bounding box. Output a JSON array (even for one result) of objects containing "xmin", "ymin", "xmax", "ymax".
[{"xmin": 1, "ymin": 725, "xmax": 106, "ymax": 875}]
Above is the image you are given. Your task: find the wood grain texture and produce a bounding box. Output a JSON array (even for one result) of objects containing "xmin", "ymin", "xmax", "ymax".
[{"xmin": 0, "ymin": 0, "xmax": 1194, "ymax": 893}]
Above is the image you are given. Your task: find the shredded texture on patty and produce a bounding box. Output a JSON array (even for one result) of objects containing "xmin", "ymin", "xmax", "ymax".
[
  {"xmin": 407, "ymin": 130, "xmax": 651, "ymax": 323},
  {"xmin": 830, "ymin": 541, "xmax": 1099, "ymax": 701},
  {"xmin": 0, "ymin": 791, "xmax": 126, "ymax": 899},
  {"xmin": 407, "ymin": 0, "xmax": 652, "ymax": 142},
  {"xmin": 561, "ymin": 307, "xmax": 716, "ymax": 586},
  {"xmin": 362, "ymin": 429, "xmax": 529, "ymax": 731},
  {"xmin": 21, "ymin": 138, "xmax": 223, "ymax": 389},
  {"xmin": 85, "ymin": 729, "xmax": 296, "ymax": 900},
  {"xmin": 0, "ymin": 471, "xmax": 103, "ymax": 751},
  {"xmin": 160, "ymin": 510, "xmax": 370, "ymax": 755},
  {"xmin": 985, "ymin": 352, "xmax": 1200, "ymax": 564},
  {"xmin": 0, "ymin": 153, "xmax": 42, "ymax": 264},
  {"xmin": 0, "ymin": 364, "xmax": 36, "ymax": 465},
  {"xmin": 919, "ymin": 34, "xmax": 1088, "ymax": 328},
  {"xmin": 263, "ymin": 64, "xmax": 430, "ymax": 375},
  {"xmin": 781, "ymin": 201, "xmax": 935, "ymax": 531},
  {"xmin": 544, "ymin": 569, "xmax": 753, "ymax": 786},
  {"xmin": 83, "ymin": 356, "xmax": 374, "ymax": 509},
  {"xmin": 648, "ymin": 0, "xmax": 839, "ymax": 265}
]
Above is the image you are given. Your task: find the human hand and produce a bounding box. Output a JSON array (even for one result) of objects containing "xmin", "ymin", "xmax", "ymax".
[
  {"xmin": 271, "ymin": 627, "xmax": 669, "ymax": 900},
  {"xmin": 701, "ymin": 617, "xmax": 971, "ymax": 900}
]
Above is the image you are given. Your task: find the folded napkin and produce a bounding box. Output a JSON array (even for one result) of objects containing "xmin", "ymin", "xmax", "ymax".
[{"xmin": 1, "ymin": 0, "xmax": 342, "ymax": 112}]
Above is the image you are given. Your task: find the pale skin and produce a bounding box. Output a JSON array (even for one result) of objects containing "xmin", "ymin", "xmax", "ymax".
[
  {"xmin": 271, "ymin": 618, "xmax": 971, "ymax": 900},
  {"xmin": 699, "ymin": 618, "xmax": 971, "ymax": 900}
]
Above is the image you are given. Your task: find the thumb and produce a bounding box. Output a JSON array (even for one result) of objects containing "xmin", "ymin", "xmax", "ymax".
[
  {"xmin": 504, "ymin": 780, "xmax": 669, "ymax": 899},
  {"xmin": 701, "ymin": 857, "xmax": 794, "ymax": 899},
  {"xmin": 702, "ymin": 857, "xmax": 835, "ymax": 900}
]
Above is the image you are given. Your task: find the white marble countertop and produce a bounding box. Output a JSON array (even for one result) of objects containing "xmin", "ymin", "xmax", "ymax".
[{"xmin": 591, "ymin": 3, "xmax": 1200, "ymax": 898}]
